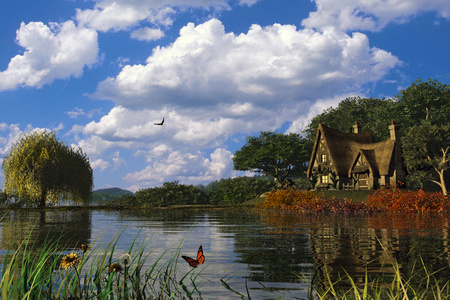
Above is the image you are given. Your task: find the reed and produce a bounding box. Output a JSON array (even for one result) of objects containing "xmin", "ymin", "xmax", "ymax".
[
  {"xmin": 310, "ymin": 256, "xmax": 450, "ymax": 299},
  {"xmin": 0, "ymin": 229, "xmax": 202, "ymax": 299}
]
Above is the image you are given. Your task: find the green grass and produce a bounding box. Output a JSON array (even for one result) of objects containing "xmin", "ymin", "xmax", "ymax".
[{"xmin": 0, "ymin": 228, "xmax": 204, "ymax": 300}]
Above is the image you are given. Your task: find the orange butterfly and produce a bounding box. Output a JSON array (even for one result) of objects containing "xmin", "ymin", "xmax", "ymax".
[{"xmin": 182, "ymin": 245, "xmax": 205, "ymax": 268}]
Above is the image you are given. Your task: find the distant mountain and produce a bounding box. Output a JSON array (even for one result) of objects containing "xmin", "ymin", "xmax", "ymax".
[{"xmin": 92, "ymin": 188, "xmax": 134, "ymax": 203}]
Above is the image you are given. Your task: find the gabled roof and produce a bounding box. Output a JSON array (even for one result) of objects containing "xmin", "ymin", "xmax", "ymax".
[{"xmin": 307, "ymin": 124, "xmax": 395, "ymax": 177}]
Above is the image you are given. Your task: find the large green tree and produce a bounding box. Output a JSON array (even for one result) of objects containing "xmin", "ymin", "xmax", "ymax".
[
  {"xmin": 395, "ymin": 78, "xmax": 450, "ymax": 131},
  {"xmin": 232, "ymin": 131, "xmax": 309, "ymax": 184},
  {"xmin": 403, "ymin": 123, "xmax": 450, "ymax": 195},
  {"xmin": 2, "ymin": 131, "xmax": 93, "ymax": 207},
  {"xmin": 303, "ymin": 97, "xmax": 398, "ymax": 144}
]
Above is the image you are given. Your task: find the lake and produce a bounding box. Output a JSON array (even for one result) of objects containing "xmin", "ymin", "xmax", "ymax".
[{"xmin": 1, "ymin": 207, "xmax": 450, "ymax": 299}]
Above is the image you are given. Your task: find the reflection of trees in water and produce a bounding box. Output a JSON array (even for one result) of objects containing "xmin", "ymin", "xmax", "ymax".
[
  {"xmin": 306, "ymin": 213, "xmax": 450, "ymax": 291},
  {"xmin": 0, "ymin": 209, "xmax": 91, "ymax": 250},
  {"xmin": 114, "ymin": 208, "xmax": 247, "ymax": 234},
  {"xmin": 217, "ymin": 209, "xmax": 313, "ymax": 283}
]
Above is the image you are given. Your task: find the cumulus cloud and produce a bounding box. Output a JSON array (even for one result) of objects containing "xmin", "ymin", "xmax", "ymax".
[
  {"xmin": 123, "ymin": 147, "xmax": 234, "ymax": 186},
  {"xmin": 0, "ymin": 21, "xmax": 98, "ymax": 91},
  {"xmin": 303, "ymin": 0, "xmax": 450, "ymax": 32},
  {"xmin": 75, "ymin": 0, "xmax": 230, "ymax": 32},
  {"xmin": 130, "ymin": 27, "xmax": 164, "ymax": 41},
  {"xmin": 93, "ymin": 19, "xmax": 400, "ymax": 109}
]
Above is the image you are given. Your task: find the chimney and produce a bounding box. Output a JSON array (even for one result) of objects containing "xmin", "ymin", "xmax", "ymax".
[
  {"xmin": 352, "ymin": 121, "xmax": 361, "ymax": 133},
  {"xmin": 389, "ymin": 120, "xmax": 399, "ymax": 141}
]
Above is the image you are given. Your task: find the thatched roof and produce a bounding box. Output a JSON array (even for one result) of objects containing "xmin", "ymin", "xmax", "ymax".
[{"xmin": 307, "ymin": 124, "xmax": 395, "ymax": 177}]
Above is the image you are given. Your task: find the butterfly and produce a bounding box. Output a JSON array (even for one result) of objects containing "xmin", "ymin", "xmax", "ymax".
[{"xmin": 182, "ymin": 245, "xmax": 205, "ymax": 268}]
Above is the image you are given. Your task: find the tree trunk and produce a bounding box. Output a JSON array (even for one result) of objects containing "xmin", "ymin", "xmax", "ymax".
[
  {"xmin": 39, "ymin": 190, "xmax": 47, "ymax": 207},
  {"xmin": 439, "ymin": 171, "xmax": 448, "ymax": 196}
]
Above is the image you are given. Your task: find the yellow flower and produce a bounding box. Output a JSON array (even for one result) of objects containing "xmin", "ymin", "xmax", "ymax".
[
  {"xmin": 108, "ymin": 263, "xmax": 123, "ymax": 273},
  {"xmin": 80, "ymin": 244, "xmax": 89, "ymax": 254},
  {"xmin": 61, "ymin": 253, "xmax": 81, "ymax": 269}
]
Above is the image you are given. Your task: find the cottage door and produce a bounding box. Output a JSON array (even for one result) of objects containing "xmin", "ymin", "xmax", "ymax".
[{"xmin": 357, "ymin": 173, "xmax": 369, "ymax": 190}]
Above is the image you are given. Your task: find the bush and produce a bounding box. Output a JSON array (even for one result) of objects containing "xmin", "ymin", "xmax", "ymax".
[
  {"xmin": 208, "ymin": 176, "xmax": 276, "ymax": 205},
  {"xmin": 259, "ymin": 188, "xmax": 372, "ymax": 212},
  {"xmin": 258, "ymin": 188, "xmax": 317, "ymax": 209},
  {"xmin": 133, "ymin": 181, "xmax": 209, "ymax": 207},
  {"xmin": 364, "ymin": 188, "xmax": 450, "ymax": 213}
]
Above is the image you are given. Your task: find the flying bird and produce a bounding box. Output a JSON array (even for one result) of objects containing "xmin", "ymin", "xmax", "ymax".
[{"xmin": 154, "ymin": 118, "xmax": 164, "ymax": 126}]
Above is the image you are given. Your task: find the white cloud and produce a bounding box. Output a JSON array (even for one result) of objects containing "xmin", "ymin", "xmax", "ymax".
[
  {"xmin": 0, "ymin": 21, "xmax": 98, "ymax": 91},
  {"xmin": 112, "ymin": 151, "xmax": 125, "ymax": 169},
  {"xmin": 0, "ymin": 123, "xmax": 24, "ymax": 156},
  {"xmin": 90, "ymin": 158, "xmax": 110, "ymax": 171},
  {"xmin": 123, "ymin": 147, "xmax": 234, "ymax": 187},
  {"xmin": 75, "ymin": 0, "xmax": 230, "ymax": 32},
  {"xmin": 303, "ymin": 0, "xmax": 450, "ymax": 32},
  {"xmin": 131, "ymin": 27, "xmax": 164, "ymax": 41},
  {"xmin": 93, "ymin": 19, "xmax": 400, "ymax": 109}
]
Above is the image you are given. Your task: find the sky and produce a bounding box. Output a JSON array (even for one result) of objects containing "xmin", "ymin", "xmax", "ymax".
[{"xmin": 1, "ymin": 0, "xmax": 450, "ymax": 192}]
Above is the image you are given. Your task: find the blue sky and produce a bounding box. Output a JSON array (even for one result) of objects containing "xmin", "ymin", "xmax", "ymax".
[{"xmin": 1, "ymin": 0, "xmax": 450, "ymax": 192}]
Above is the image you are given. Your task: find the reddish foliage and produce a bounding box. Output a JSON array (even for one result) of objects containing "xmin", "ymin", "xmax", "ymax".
[
  {"xmin": 258, "ymin": 188, "xmax": 372, "ymax": 213},
  {"xmin": 364, "ymin": 188, "xmax": 450, "ymax": 213},
  {"xmin": 259, "ymin": 188, "xmax": 450, "ymax": 213}
]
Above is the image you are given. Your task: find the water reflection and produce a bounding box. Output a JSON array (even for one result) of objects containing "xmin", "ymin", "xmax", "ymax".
[
  {"xmin": 0, "ymin": 209, "xmax": 91, "ymax": 250},
  {"xmin": 0, "ymin": 208, "xmax": 449, "ymax": 298}
]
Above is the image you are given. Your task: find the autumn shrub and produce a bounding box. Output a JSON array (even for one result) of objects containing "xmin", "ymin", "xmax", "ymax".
[
  {"xmin": 258, "ymin": 188, "xmax": 371, "ymax": 213},
  {"xmin": 258, "ymin": 188, "xmax": 317, "ymax": 209},
  {"xmin": 364, "ymin": 188, "xmax": 450, "ymax": 213}
]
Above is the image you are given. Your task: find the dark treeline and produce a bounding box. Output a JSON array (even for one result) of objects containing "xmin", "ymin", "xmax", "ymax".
[{"xmin": 104, "ymin": 176, "xmax": 277, "ymax": 207}]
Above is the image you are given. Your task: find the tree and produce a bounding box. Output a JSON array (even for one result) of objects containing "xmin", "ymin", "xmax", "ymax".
[
  {"xmin": 232, "ymin": 131, "xmax": 309, "ymax": 184},
  {"xmin": 402, "ymin": 123, "xmax": 450, "ymax": 195},
  {"xmin": 134, "ymin": 181, "xmax": 208, "ymax": 207},
  {"xmin": 208, "ymin": 176, "xmax": 276, "ymax": 205},
  {"xmin": 395, "ymin": 78, "xmax": 450, "ymax": 131},
  {"xmin": 2, "ymin": 131, "xmax": 93, "ymax": 207},
  {"xmin": 303, "ymin": 97, "xmax": 398, "ymax": 145}
]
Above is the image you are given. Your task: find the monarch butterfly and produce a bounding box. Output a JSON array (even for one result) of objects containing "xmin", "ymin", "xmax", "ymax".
[{"xmin": 182, "ymin": 245, "xmax": 205, "ymax": 268}]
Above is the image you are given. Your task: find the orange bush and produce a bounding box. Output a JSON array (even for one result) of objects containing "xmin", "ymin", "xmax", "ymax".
[
  {"xmin": 258, "ymin": 188, "xmax": 372, "ymax": 213},
  {"xmin": 364, "ymin": 188, "xmax": 450, "ymax": 213},
  {"xmin": 258, "ymin": 188, "xmax": 317, "ymax": 209}
]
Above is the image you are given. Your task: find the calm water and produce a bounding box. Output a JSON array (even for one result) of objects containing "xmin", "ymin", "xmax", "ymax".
[{"xmin": 1, "ymin": 208, "xmax": 450, "ymax": 299}]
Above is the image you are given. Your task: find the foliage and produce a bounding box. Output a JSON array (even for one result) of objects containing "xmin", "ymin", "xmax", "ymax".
[
  {"xmin": 303, "ymin": 97, "xmax": 398, "ymax": 144},
  {"xmin": 92, "ymin": 188, "xmax": 134, "ymax": 203},
  {"xmin": 0, "ymin": 230, "xmax": 205, "ymax": 299},
  {"xmin": 233, "ymin": 131, "xmax": 310, "ymax": 183},
  {"xmin": 364, "ymin": 188, "xmax": 450, "ymax": 213},
  {"xmin": 259, "ymin": 188, "xmax": 371, "ymax": 213},
  {"xmin": 395, "ymin": 78, "xmax": 450, "ymax": 131},
  {"xmin": 207, "ymin": 176, "xmax": 276, "ymax": 205},
  {"xmin": 123, "ymin": 181, "xmax": 209, "ymax": 207},
  {"xmin": 2, "ymin": 131, "xmax": 93, "ymax": 207},
  {"xmin": 402, "ymin": 122, "xmax": 450, "ymax": 195}
]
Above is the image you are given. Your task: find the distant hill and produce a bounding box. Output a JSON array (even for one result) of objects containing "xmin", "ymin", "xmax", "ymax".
[{"xmin": 91, "ymin": 188, "xmax": 134, "ymax": 203}]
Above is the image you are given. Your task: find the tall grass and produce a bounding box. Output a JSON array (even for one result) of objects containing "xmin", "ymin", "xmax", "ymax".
[
  {"xmin": 2, "ymin": 228, "xmax": 450, "ymax": 299},
  {"xmin": 0, "ymin": 229, "xmax": 204, "ymax": 299}
]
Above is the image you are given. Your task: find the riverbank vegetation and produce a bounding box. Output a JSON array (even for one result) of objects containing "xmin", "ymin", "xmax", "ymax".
[
  {"xmin": 0, "ymin": 230, "xmax": 206, "ymax": 299},
  {"xmin": 2, "ymin": 229, "xmax": 450, "ymax": 299},
  {"xmin": 259, "ymin": 187, "xmax": 450, "ymax": 213}
]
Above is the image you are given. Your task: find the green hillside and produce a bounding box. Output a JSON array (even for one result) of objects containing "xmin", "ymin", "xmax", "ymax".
[{"xmin": 91, "ymin": 188, "xmax": 134, "ymax": 203}]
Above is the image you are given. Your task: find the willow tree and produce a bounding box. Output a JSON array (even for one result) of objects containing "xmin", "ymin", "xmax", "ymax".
[{"xmin": 2, "ymin": 131, "xmax": 93, "ymax": 207}]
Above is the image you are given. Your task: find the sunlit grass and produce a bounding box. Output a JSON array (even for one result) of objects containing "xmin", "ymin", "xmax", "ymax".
[{"xmin": 0, "ymin": 228, "xmax": 205, "ymax": 299}]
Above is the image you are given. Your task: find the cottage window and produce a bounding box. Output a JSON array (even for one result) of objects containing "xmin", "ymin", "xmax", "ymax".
[
  {"xmin": 319, "ymin": 153, "xmax": 327, "ymax": 163},
  {"xmin": 321, "ymin": 175, "xmax": 329, "ymax": 184}
]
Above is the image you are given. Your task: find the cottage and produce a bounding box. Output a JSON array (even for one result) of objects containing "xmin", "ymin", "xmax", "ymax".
[{"xmin": 306, "ymin": 121, "xmax": 406, "ymax": 190}]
